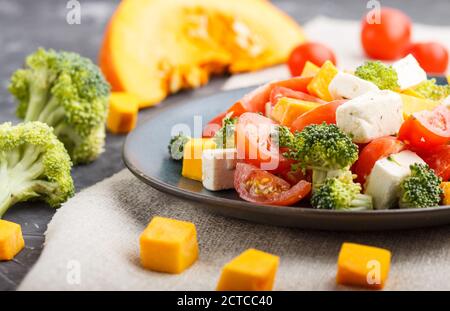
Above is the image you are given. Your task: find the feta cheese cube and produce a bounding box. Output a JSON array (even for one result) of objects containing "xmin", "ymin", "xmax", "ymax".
[
  {"xmin": 442, "ymin": 96, "xmax": 450, "ymax": 107},
  {"xmin": 336, "ymin": 90, "xmax": 404, "ymax": 143},
  {"xmin": 328, "ymin": 72, "xmax": 379, "ymax": 100},
  {"xmin": 392, "ymin": 54, "xmax": 427, "ymax": 90},
  {"xmin": 364, "ymin": 150, "xmax": 425, "ymax": 210},
  {"xmin": 202, "ymin": 149, "xmax": 237, "ymax": 191}
]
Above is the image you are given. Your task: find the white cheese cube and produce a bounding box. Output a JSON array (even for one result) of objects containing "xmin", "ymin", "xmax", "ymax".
[
  {"xmin": 392, "ymin": 54, "xmax": 427, "ymax": 90},
  {"xmin": 336, "ymin": 90, "xmax": 404, "ymax": 143},
  {"xmin": 328, "ymin": 72, "xmax": 379, "ymax": 100},
  {"xmin": 442, "ymin": 96, "xmax": 450, "ymax": 107},
  {"xmin": 364, "ymin": 150, "xmax": 425, "ymax": 210},
  {"xmin": 202, "ymin": 149, "xmax": 237, "ymax": 191}
]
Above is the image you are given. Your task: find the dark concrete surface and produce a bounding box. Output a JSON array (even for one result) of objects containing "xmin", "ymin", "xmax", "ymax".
[{"xmin": 0, "ymin": 0, "xmax": 449, "ymax": 290}]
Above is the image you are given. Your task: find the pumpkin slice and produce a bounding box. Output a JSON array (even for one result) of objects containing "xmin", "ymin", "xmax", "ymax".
[{"xmin": 100, "ymin": 0, "xmax": 305, "ymax": 108}]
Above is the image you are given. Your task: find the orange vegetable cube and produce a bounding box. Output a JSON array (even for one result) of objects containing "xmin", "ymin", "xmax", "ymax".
[
  {"xmin": 107, "ymin": 92, "xmax": 140, "ymax": 134},
  {"xmin": 301, "ymin": 61, "xmax": 320, "ymax": 77},
  {"xmin": 337, "ymin": 242, "xmax": 391, "ymax": 289},
  {"xmin": 307, "ymin": 60, "xmax": 338, "ymax": 101},
  {"xmin": 182, "ymin": 138, "xmax": 216, "ymax": 181},
  {"xmin": 139, "ymin": 216, "xmax": 199, "ymax": 274},
  {"xmin": 441, "ymin": 182, "xmax": 450, "ymax": 205},
  {"xmin": 271, "ymin": 97, "xmax": 320, "ymax": 126},
  {"xmin": 447, "ymin": 75, "xmax": 450, "ymax": 85},
  {"xmin": 216, "ymin": 249, "xmax": 279, "ymax": 291},
  {"xmin": 0, "ymin": 220, "xmax": 25, "ymax": 261}
]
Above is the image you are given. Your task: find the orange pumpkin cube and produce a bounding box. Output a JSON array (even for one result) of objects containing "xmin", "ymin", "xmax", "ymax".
[
  {"xmin": 0, "ymin": 219, "xmax": 25, "ymax": 261},
  {"xmin": 216, "ymin": 249, "xmax": 279, "ymax": 291},
  {"xmin": 337, "ymin": 242, "xmax": 391, "ymax": 289},
  {"xmin": 139, "ymin": 216, "xmax": 199, "ymax": 274},
  {"xmin": 301, "ymin": 61, "xmax": 320, "ymax": 77},
  {"xmin": 307, "ymin": 60, "xmax": 338, "ymax": 101},
  {"xmin": 107, "ymin": 92, "xmax": 140, "ymax": 134},
  {"xmin": 271, "ymin": 97, "xmax": 320, "ymax": 126}
]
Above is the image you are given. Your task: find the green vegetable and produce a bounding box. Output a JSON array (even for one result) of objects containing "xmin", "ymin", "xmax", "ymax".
[
  {"xmin": 413, "ymin": 79, "xmax": 450, "ymax": 101},
  {"xmin": 355, "ymin": 61, "xmax": 399, "ymax": 91},
  {"xmin": 0, "ymin": 122, "xmax": 74, "ymax": 217},
  {"xmin": 168, "ymin": 133, "xmax": 190, "ymax": 160},
  {"xmin": 311, "ymin": 171, "xmax": 373, "ymax": 211},
  {"xmin": 399, "ymin": 163, "xmax": 443, "ymax": 209},
  {"xmin": 9, "ymin": 48, "xmax": 111, "ymax": 164},
  {"xmin": 272, "ymin": 125, "xmax": 294, "ymax": 148},
  {"xmin": 213, "ymin": 114, "xmax": 238, "ymax": 149},
  {"xmin": 285, "ymin": 123, "xmax": 359, "ymax": 189}
]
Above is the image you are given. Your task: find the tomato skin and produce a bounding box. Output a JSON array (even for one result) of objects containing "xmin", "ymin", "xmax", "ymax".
[
  {"xmin": 227, "ymin": 101, "xmax": 248, "ymax": 117},
  {"xmin": 287, "ymin": 42, "xmax": 337, "ymax": 77},
  {"xmin": 398, "ymin": 106, "xmax": 450, "ymax": 150},
  {"xmin": 290, "ymin": 100, "xmax": 346, "ymax": 132},
  {"xmin": 235, "ymin": 76, "xmax": 313, "ymax": 114},
  {"xmin": 234, "ymin": 163, "xmax": 311, "ymax": 206},
  {"xmin": 352, "ymin": 137, "xmax": 405, "ymax": 186},
  {"xmin": 420, "ymin": 145, "xmax": 450, "ymax": 181},
  {"xmin": 361, "ymin": 7, "xmax": 411, "ymax": 60},
  {"xmin": 203, "ymin": 111, "xmax": 227, "ymax": 138},
  {"xmin": 270, "ymin": 86, "xmax": 325, "ymax": 106},
  {"xmin": 409, "ymin": 42, "xmax": 449, "ymax": 74}
]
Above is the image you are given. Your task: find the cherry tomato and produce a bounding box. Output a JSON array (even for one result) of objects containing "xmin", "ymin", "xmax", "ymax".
[
  {"xmin": 234, "ymin": 163, "xmax": 311, "ymax": 206},
  {"xmin": 352, "ymin": 137, "xmax": 405, "ymax": 186},
  {"xmin": 235, "ymin": 76, "xmax": 313, "ymax": 114},
  {"xmin": 409, "ymin": 42, "xmax": 449, "ymax": 74},
  {"xmin": 203, "ymin": 111, "xmax": 227, "ymax": 138},
  {"xmin": 287, "ymin": 42, "xmax": 337, "ymax": 77},
  {"xmin": 270, "ymin": 86, "xmax": 325, "ymax": 106},
  {"xmin": 290, "ymin": 100, "xmax": 346, "ymax": 132},
  {"xmin": 420, "ymin": 145, "xmax": 450, "ymax": 181},
  {"xmin": 227, "ymin": 101, "xmax": 248, "ymax": 117},
  {"xmin": 361, "ymin": 7, "xmax": 411, "ymax": 60},
  {"xmin": 398, "ymin": 106, "xmax": 450, "ymax": 150}
]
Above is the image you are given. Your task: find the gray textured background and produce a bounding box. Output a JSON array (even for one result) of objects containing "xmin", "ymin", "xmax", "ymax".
[{"xmin": 0, "ymin": 0, "xmax": 449, "ymax": 290}]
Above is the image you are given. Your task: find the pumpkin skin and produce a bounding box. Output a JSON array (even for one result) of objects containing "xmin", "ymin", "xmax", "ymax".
[{"xmin": 99, "ymin": 0, "xmax": 306, "ymax": 108}]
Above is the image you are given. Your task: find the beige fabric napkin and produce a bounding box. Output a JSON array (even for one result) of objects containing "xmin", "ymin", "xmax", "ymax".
[{"xmin": 19, "ymin": 17, "xmax": 450, "ymax": 291}]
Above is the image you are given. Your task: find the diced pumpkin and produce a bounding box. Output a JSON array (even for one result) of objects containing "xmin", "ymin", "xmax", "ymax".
[
  {"xmin": 337, "ymin": 242, "xmax": 391, "ymax": 290},
  {"xmin": 100, "ymin": 0, "xmax": 306, "ymax": 107},
  {"xmin": 400, "ymin": 93, "xmax": 439, "ymax": 119},
  {"xmin": 301, "ymin": 61, "xmax": 320, "ymax": 77},
  {"xmin": 271, "ymin": 97, "xmax": 320, "ymax": 126},
  {"xmin": 0, "ymin": 220, "xmax": 25, "ymax": 261},
  {"xmin": 447, "ymin": 75, "xmax": 450, "ymax": 85},
  {"xmin": 441, "ymin": 182, "xmax": 450, "ymax": 205},
  {"xmin": 182, "ymin": 138, "xmax": 216, "ymax": 181},
  {"xmin": 307, "ymin": 60, "xmax": 339, "ymax": 101},
  {"xmin": 140, "ymin": 216, "xmax": 199, "ymax": 274},
  {"xmin": 217, "ymin": 248, "xmax": 279, "ymax": 291},
  {"xmin": 402, "ymin": 88, "xmax": 426, "ymax": 99},
  {"xmin": 107, "ymin": 92, "xmax": 140, "ymax": 134}
]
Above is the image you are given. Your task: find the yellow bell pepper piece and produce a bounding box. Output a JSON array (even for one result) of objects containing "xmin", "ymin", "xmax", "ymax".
[
  {"xmin": 400, "ymin": 94, "xmax": 439, "ymax": 119},
  {"xmin": 301, "ymin": 61, "xmax": 320, "ymax": 77},
  {"xmin": 307, "ymin": 60, "xmax": 338, "ymax": 101}
]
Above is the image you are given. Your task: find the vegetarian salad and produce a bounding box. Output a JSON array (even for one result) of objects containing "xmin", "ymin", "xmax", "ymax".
[{"xmin": 169, "ymin": 54, "xmax": 450, "ymax": 211}]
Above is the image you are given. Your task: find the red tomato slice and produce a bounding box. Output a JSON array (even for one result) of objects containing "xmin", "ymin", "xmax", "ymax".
[
  {"xmin": 352, "ymin": 137, "xmax": 405, "ymax": 186},
  {"xmin": 419, "ymin": 145, "xmax": 450, "ymax": 181},
  {"xmin": 234, "ymin": 76, "xmax": 313, "ymax": 114},
  {"xmin": 227, "ymin": 101, "xmax": 248, "ymax": 117},
  {"xmin": 398, "ymin": 106, "xmax": 450, "ymax": 150},
  {"xmin": 269, "ymin": 86, "xmax": 326, "ymax": 106},
  {"xmin": 203, "ymin": 111, "xmax": 227, "ymax": 138},
  {"xmin": 290, "ymin": 100, "xmax": 346, "ymax": 132},
  {"xmin": 234, "ymin": 163, "xmax": 311, "ymax": 206}
]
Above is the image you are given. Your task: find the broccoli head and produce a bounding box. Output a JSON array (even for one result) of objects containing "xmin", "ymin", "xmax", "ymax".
[
  {"xmin": 413, "ymin": 79, "xmax": 450, "ymax": 101},
  {"xmin": 272, "ymin": 125, "xmax": 294, "ymax": 148},
  {"xmin": 311, "ymin": 171, "xmax": 373, "ymax": 210},
  {"xmin": 0, "ymin": 122, "xmax": 74, "ymax": 217},
  {"xmin": 168, "ymin": 133, "xmax": 191, "ymax": 160},
  {"xmin": 213, "ymin": 114, "xmax": 238, "ymax": 149},
  {"xmin": 355, "ymin": 61, "xmax": 400, "ymax": 91},
  {"xmin": 9, "ymin": 48, "xmax": 111, "ymax": 164},
  {"xmin": 286, "ymin": 123, "xmax": 359, "ymax": 189},
  {"xmin": 399, "ymin": 163, "xmax": 443, "ymax": 209}
]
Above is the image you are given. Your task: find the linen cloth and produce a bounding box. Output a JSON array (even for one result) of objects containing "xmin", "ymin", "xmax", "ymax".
[{"xmin": 19, "ymin": 17, "xmax": 450, "ymax": 291}]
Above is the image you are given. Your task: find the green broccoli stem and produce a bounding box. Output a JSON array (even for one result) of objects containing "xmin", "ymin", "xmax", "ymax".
[
  {"xmin": 24, "ymin": 80, "xmax": 50, "ymax": 122},
  {"xmin": 37, "ymin": 96, "xmax": 66, "ymax": 126},
  {"xmin": 349, "ymin": 194, "xmax": 373, "ymax": 211},
  {"xmin": 312, "ymin": 169, "xmax": 349, "ymax": 190}
]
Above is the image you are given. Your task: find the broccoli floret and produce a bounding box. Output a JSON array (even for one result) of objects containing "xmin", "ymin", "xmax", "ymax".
[
  {"xmin": 272, "ymin": 125, "xmax": 294, "ymax": 148},
  {"xmin": 311, "ymin": 172, "xmax": 373, "ymax": 211},
  {"xmin": 399, "ymin": 163, "xmax": 443, "ymax": 209},
  {"xmin": 413, "ymin": 79, "xmax": 450, "ymax": 101},
  {"xmin": 286, "ymin": 123, "xmax": 359, "ymax": 189},
  {"xmin": 0, "ymin": 122, "xmax": 74, "ymax": 217},
  {"xmin": 355, "ymin": 61, "xmax": 400, "ymax": 91},
  {"xmin": 168, "ymin": 133, "xmax": 190, "ymax": 160},
  {"xmin": 9, "ymin": 48, "xmax": 111, "ymax": 164},
  {"xmin": 213, "ymin": 114, "xmax": 238, "ymax": 149}
]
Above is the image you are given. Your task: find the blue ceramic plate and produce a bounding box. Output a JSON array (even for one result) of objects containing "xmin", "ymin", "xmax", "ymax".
[{"xmin": 123, "ymin": 77, "xmax": 450, "ymax": 231}]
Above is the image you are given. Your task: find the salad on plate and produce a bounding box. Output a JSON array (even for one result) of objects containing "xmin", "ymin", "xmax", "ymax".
[{"xmin": 168, "ymin": 54, "xmax": 450, "ymax": 211}]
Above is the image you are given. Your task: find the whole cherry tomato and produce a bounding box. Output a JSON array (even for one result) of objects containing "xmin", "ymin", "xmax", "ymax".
[
  {"xmin": 409, "ymin": 42, "xmax": 449, "ymax": 74},
  {"xmin": 287, "ymin": 42, "xmax": 337, "ymax": 77}
]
